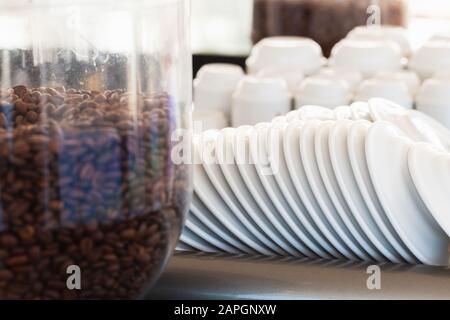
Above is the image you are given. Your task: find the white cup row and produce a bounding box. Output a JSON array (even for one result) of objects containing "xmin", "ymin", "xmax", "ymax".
[
  {"xmin": 194, "ymin": 67, "xmax": 450, "ymax": 130},
  {"xmin": 193, "ymin": 27, "xmax": 450, "ymax": 130}
]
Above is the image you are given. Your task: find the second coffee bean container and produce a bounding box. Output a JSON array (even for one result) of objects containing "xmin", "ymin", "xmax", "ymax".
[{"xmin": 0, "ymin": 0, "xmax": 192, "ymax": 299}]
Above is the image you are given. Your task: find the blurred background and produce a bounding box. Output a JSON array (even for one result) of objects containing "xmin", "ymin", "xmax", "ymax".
[{"xmin": 192, "ymin": 0, "xmax": 450, "ymax": 74}]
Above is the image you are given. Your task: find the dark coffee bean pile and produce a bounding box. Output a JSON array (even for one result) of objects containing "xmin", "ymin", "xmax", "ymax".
[
  {"xmin": 252, "ymin": 0, "xmax": 407, "ymax": 57},
  {"xmin": 0, "ymin": 85, "xmax": 189, "ymax": 299}
]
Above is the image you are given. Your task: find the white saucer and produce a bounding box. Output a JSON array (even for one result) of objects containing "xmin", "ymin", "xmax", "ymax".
[
  {"xmin": 329, "ymin": 120, "xmax": 403, "ymax": 263},
  {"xmin": 217, "ymin": 128, "xmax": 294, "ymax": 255},
  {"xmin": 297, "ymin": 105, "xmax": 335, "ymax": 120},
  {"xmin": 334, "ymin": 106, "xmax": 353, "ymax": 120},
  {"xmin": 180, "ymin": 227, "xmax": 219, "ymax": 253},
  {"xmin": 409, "ymin": 110, "xmax": 450, "ymax": 151},
  {"xmin": 347, "ymin": 121, "xmax": 417, "ymax": 263},
  {"xmin": 299, "ymin": 121, "xmax": 359, "ymax": 260},
  {"xmin": 185, "ymin": 213, "xmax": 242, "ymax": 254},
  {"xmin": 315, "ymin": 121, "xmax": 379, "ymax": 261},
  {"xmin": 350, "ymin": 101, "xmax": 371, "ymax": 121},
  {"xmin": 368, "ymin": 98, "xmax": 444, "ymax": 149},
  {"xmin": 200, "ymin": 130, "xmax": 283, "ymax": 255},
  {"xmin": 366, "ymin": 121, "xmax": 449, "ymax": 266},
  {"xmin": 176, "ymin": 241, "xmax": 196, "ymax": 252},
  {"xmin": 271, "ymin": 115, "xmax": 287, "ymax": 124},
  {"xmin": 191, "ymin": 193, "xmax": 253, "ymax": 253},
  {"xmin": 283, "ymin": 120, "xmax": 344, "ymax": 259},
  {"xmin": 270, "ymin": 122, "xmax": 337, "ymax": 259},
  {"xmin": 408, "ymin": 142, "xmax": 450, "ymax": 238},
  {"xmin": 193, "ymin": 137, "xmax": 271, "ymax": 255},
  {"xmin": 251, "ymin": 122, "xmax": 327, "ymax": 258},
  {"xmin": 234, "ymin": 125, "xmax": 305, "ymax": 257},
  {"xmin": 285, "ymin": 110, "xmax": 301, "ymax": 122}
]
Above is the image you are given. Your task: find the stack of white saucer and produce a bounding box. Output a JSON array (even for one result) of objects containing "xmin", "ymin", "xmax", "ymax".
[{"xmin": 178, "ymin": 98, "xmax": 450, "ymax": 266}]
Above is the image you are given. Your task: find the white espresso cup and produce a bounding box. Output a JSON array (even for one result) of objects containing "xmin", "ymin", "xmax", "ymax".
[
  {"xmin": 246, "ymin": 36, "xmax": 324, "ymax": 76},
  {"xmin": 232, "ymin": 76, "xmax": 291, "ymax": 127},
  {"xmin": 193, "ymin": 109, "xmax": 228, "ymax": 131},
  {"xmin": 373, "ymin": 70, "xmax": 421, "ymax": 96},
  {"xmin": 294, "ymin": 76, "xmax": 352, "ymax": 109},
  {"xmin": 329, "ymin": 38, "xmax": 402, "ymax": 78},
  {"xmin": 316, "ymin": 66, "xmax": 363, "ymax": 92},
  {"xmin": 346, "ymin": 25, "xmax": 411, "ymax": 57},
  {"xmin": 194, "ymin": 63, "xmax": 244, "ymax": 117},
  {"xmin": 257, "ymin": 66, "xmax": 304, "ymax": 95},
  {"xmin": 432, "ymin": 69, "xmax": 450, "ymax": 80},
  {"xmin": 431, "ymin": 30, "xmax": 450, "ymax": 42},
  {"xmin": 416, "ymin": 78, "xmax": 450, "ymax": 129},
  {"xmin": 354, "ymin": 78, "xmax": 413, "ymax": 109},
  {"xmin": 409, "ymin": 40, "xmax": 450, "ymax": 79}
]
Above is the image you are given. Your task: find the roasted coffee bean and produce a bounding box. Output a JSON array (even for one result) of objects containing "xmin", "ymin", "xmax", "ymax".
[
  {"xmin": 0, "ymin": 87, "xmax": 188, "ymax": 299},
  {"xmin": 54, "ymin": 86, "xmax": 66, "ymax": 94},
  {"xmin": 31, "ymin": 91, "xmax": 42, "ymax": 102},
  {"xmin": 93, "ymin": 94, "xmax": 107, "ymax": 103},
  {"xmin": 28, "ymin": 245, "xmax": 41, "ymax": 261},
  {"xmin": 6, "ymin": 255, "xmax": 29, "ymax": 267},
  {"xmin": 0, "ymin": 270, "xmax": 13, "ymax": 281},
  {"xmin": 0, "ymin": 234, "xmax": 18, "ymax": 248},
  {"xmin": 0, "ymin": 250, "xmax": 8, "ymax": 259},
  {"xmin": 26, "ymin": 111, "xmax": 38, "ymax": 124},
  {"xmin": 42, "ymin": 103, "xmax": 56, "ymax": 116},
  {"xmin": 15, "ymin": 114, "xmax": 24, "ymax": 125},
  {"xmin": 18, "ymin": 226, "xmax": 35, "ymax": 242},
  {"xmin": 13, "ymin": 85, "xmax": 28, "ymax": 98},
  {"xmin": 78, "ymin": 101, "xmax": 97, "ymax": 111},
  {"xmin": 15, "ymin": 100, "xmax": 28, "ymax": 115},
  {"xmin": 120, "ymin": 228, "xmax": 136, "ymax": 240},
  {"xmin": 0, "ymin": 113, "xmax": 7, "ymax": 127}
]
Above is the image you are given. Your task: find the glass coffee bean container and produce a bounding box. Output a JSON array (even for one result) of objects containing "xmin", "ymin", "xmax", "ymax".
[
  {"xmin": 0, "ymin": 0, "xmax": 192, "ymax": 299},
  {"xmin": 252, "ymin": 0, "xmax": 408, "ymax": 57}
]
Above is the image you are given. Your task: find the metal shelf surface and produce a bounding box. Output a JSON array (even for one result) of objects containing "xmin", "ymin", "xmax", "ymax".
[{"xmin": 147, "ymin": 252, "xmax": 450, "ymax": 300}]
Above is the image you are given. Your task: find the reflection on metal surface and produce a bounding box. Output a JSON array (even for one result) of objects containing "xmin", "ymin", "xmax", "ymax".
[{"xmin": 147, "ymin": 252, "xmax": 450, "ymax": 300}]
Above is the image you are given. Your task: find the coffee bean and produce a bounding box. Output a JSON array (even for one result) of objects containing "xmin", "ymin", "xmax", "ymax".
[
  {"xmin": 0, "ymin": 113, "xmax": 7, "ymax": 127},
  {"xmin": 43, "ymin": 289, "xmax": 60, "ymax": 299},
  {"xmin": 137, "ymin": 251, "xmax": 151, "ymax": 264},
  {"xmin": 0, "ymin": 250, "xmax": 8, "ymax": 259},
  {"xmin": 0, "ymin": 270, "xmax": 13, "ymax": 281},
  {"xmin": 26, "ymin": 111, "xmax": 38, "ymax": 124},
  {"xmin": 45, "ymin": 88, "xmax": 58, "ymax": 96},
  {"xmin": 103, "ymin": 254, "xmax": 118, "ymax": 262},
  {"xmin": 42, "ymin": 103, "xmax": 56, "ymax": 116},
  {"xmin": 31, "ymin": 91, "xmax": 42, "ymax": 102},
  {"xmin": 18, "ymin": 226, "xmax": 35, "ymax": 242},
  {"xmin": 15, "ymin": 114, "xmax": 24, "ymax": 125},
  {"xmin": 6, "ymin": 255, "xmax": 29, "ymax": 267},
  {"xmin": 28, "ymin": 245, "xmax": 41, "ymax": 261},
  {"xmin": 80, "ymin": 238, "xmax": 94, "ymax": 257},
  {"xmin": 120, "ymin": 229, "xmax": 136, "ymax": 240},
  {"xmin": 79, "ymin": 101, "xmax": 98, "ymax": 111},
  {"xmin": 94, "ymin": 94, "xmax": 107, "ymax": 103},
  {"xmin": 1, "ymin": 235, "xmax": 18, "ymax": 247},
  {"xmin": 15, "ymin": 100, "xmax": 28, "ymax": 115},
  {"xmin": 0, "ymin": 87, "xmax": 187, "ymax": 299},
  {"xmin": 13, "ymin": 86, "xmax": 28, "ymax": 98},
  {"xmin": 80, "ymin": 163, "xmax": 95, "ymax": 180},
  {"xmin": 54, "ymin": 86, "xmax": 66, "ymax": 94},
  {"xmin": 8, "ymin": 283, "xmax": 28, "ymax": 294}
]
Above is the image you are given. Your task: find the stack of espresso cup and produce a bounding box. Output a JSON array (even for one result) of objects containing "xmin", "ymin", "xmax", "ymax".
[{"xmin": 192, "ymin": 27, "xmax": 450, "ymax": 130}]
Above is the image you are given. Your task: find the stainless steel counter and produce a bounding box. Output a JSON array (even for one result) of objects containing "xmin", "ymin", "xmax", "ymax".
[{"xmin": 147, "ymin": 252, "xmax": 450, "ymax": 300}]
